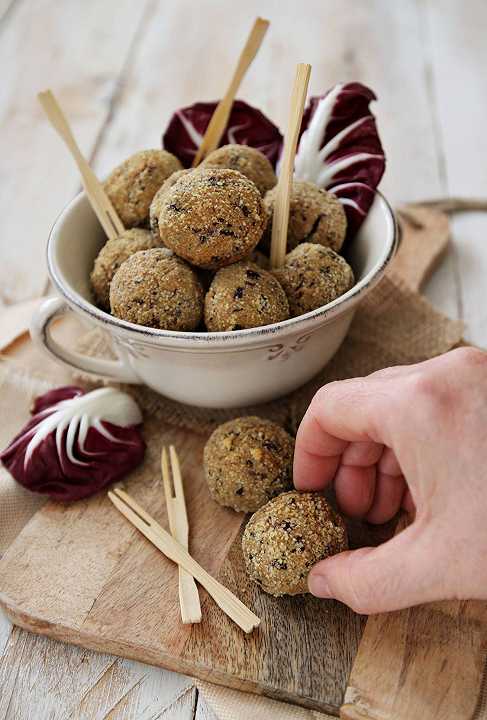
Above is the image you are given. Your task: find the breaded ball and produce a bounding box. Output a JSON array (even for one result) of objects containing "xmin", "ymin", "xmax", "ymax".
[
  {"xmin": 157, "ymin": 169, "xmax": 266, "ymax": 270},
  {"xmin": 110, "ymin": 248, "xmax": 203, "ymax": 331},
  {"xmin": 149, "ymin": 169, "xmax": 192, "ymax": 242},
  {"xmin": 263, "ymin": 181, "xmax": 347, "ymax": 253},
  {"xmin": 90, "ymin": 229, "xmax": 157, "ymax": 310},
  {"xmin": 105, "ymin": 149, "xmax": 182, "ymax": 228},
  {"xmin": 204, "ymin": 261, "xmax": 289, "ymax": 331},
  {"xmin": 201, "ymin": 144, "xmax": 277, "ymax": 196},
  {"xmin": 204, "ymin": 417, "xmax": 295, "ymax": 512},
  {"xmin": 273, "ymin": 243, "xmax": 354, "ymax": 317},
  {"xmin": 242, "ymin": 491, "xmax": 348, "ymax": 596}
]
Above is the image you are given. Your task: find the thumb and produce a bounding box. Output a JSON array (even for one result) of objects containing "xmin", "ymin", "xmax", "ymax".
[{"xmin": 308, "ymin": 524, "xmax": 447, "ymax": 614}]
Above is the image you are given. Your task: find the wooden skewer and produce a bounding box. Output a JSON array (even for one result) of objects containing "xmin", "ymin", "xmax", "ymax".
[
  {"xmin": 192, "ymin": 17, "xmax": 270, "ymax": 167},
  {"xmin": 270, "ymin": 63, "xmax": 312, "ymax": 269},
  {"xmin": 38, "ymin": 89, "xmax": 124, "ymax": 241},
  {"xmin": 161, "ymin": 446, "xmax": 202, "ymax": 624},
  {"xmin": 108, "ymin": 488, "xmax": 261, "ymax": 634}
]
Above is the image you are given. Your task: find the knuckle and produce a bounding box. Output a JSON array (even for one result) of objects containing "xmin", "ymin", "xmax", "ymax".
[
  {"xmin": 313, "ymin": 384, "xmax": 333, "ymax": 406},
  {"xmin": 314, "ymin": 380, "xmax": 342, "ymax": 401},
  {"xmin": 310, "ymin": 381, "xmax": 344, "ymax": 415},
  {"xmin": 407, "ymin": 372, "xmax": 439, "ymax": 407},
  {"xmin": 451, "ymin": 346, "xmax": 487, "ymax": 370},
  {"xmin": 407, "ymin": 348, "xmax": 487, "ymax": 414}
]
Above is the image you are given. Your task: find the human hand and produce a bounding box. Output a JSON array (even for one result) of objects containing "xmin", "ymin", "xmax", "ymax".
[{"xmin": 293, "ymin": 347, "xmax": 487, "ymax": 613}]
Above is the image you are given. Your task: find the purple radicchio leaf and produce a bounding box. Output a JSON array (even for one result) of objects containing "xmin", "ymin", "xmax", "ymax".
[
  {"xmin": 0, "ymin": 386, "xmax": 145, "ymax": 502},
  {"xmin": 294, "ymin": 82, "xmax": 386, "ymax": 238},
  {"xmin": 162, "ymin": 99, "xmax": 283, "ymax": 168}
]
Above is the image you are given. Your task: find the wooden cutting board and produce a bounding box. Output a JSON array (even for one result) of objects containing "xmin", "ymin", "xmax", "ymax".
[
  {"xmin": 0, "ymin": 413, "xmax": 395, "ymax": 715},
  {"xmin": 1, "ymin": 206, "xmax": 483, "ymax": 716}
]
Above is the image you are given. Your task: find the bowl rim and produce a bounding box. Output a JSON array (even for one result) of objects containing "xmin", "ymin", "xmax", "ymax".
[{"xmin": 47, "ymin": 189, "xmax": 398, "ymax": 347}]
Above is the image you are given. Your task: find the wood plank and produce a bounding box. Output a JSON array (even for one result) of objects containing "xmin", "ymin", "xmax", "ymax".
[
  {"xmin": 0, "ymin": 355, "xmax": 405, "ymax": 714},
  {"xmin": 422, "ymin": 0, "xmax": 487, "ymax": 348},
  {"xmin": 92, "ymin": 0, "xmax": 443, "ymax": 205},
  {"xmin": 0, "ymin": 612, "xmax": 12, "ymax": 660},
  {"xmin": 0, "ymin": 626, "xmax": 118, "ymax": 719},
  {"xmin": 0, "ymin": 299, "xmax": 45, "ymax": 352},
  {"xmin": 70, "ymin": 661, "xmax": 195, "ymax": 720},
  {"xmin": 1, "ymin": 1, "xmax": 484, "ymax": 717},
  {"xmin": 0, "ymin": 624, "xmax": 197, "ymax": 720},
  {"xmin": 341, "ymin": 512, "xmax": 487, "ymax": 720},
  {"xmin": 0, "ymin": 0, "xmax": 150, "ymax": 304},
  {"xmin": 0, "ymin": 0, "xmax": 460, "ymax": 312},
  {"xmin": 342, "ymin": 599, "xmax": 487, "ymax": 720},
  {"xmin": 0, "ymin": 422, "xmax": 388, "ymax": 713}
]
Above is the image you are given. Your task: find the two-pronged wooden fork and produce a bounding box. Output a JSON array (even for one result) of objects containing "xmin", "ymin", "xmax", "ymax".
[
  {"xmin": 108, "ymin": 479, "xmax": 260, "ymax": 633},
  {"xmin": 161, "ymin": 445, "xmax": 201, "ymax": 624}
]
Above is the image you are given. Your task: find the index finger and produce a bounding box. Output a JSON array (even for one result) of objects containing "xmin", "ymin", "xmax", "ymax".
[{"xmin": 293, "ymin": 377, "xmax": 394, "ymax": 491}]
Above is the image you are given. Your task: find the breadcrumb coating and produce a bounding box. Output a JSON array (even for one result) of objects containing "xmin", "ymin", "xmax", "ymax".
[
  {"xmin": 157, "ymin": 169, "xmax": 266, "ymax": 269},
  {"xmin": 204, "ymin": 417, "xmax": 295, "ymax": 512},
  {"xmin": 242, "ymin": 491, "xmax": 348, "ymax": 596},
  {"xmin": 205, "ymin": 261, "xmax": 289, "ymax": 331},
  {"xmin": 201, "ymin": 144, "xmax": 277, "ymax": 196},
  {"xmin": 105, "ymin": 149, "xmax": 182, "ymax": 227},
  {"xmin": 110, "ymin": 248, "xmax": 203, "ymax": 331},
  {"xmin": 273, "ymin": 243, "xmax": 354, "ymax": 317},
  {"xmin": 90, "ymin": 229, "xmax": 158, "ymax": 310},
  {"xmin": 263, "ymin": 181, "xmax": 347, "ymax": 253}
]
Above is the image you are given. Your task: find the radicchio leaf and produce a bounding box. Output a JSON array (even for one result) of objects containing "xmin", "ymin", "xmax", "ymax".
[
  {"xmin": 162, "ymin": 99, "xmax": 283, "ymax": 168},
  {"xmin": 294, "ymin": 82, "xmax": 386, "ymax": 238},
  {"xmin": 0, "ymin": 386, "xmax": 145, "ymax": 502}
]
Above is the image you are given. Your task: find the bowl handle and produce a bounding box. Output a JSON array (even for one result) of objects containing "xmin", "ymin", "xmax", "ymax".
[{"xmin": 30, "ymin": 297, "xmax": 141, "ymax": 383}]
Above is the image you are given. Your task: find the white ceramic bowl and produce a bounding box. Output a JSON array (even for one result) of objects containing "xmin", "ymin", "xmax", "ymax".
[{"xmin": 31, "ymin": 191, "xmax": 397, "ymax": 408}]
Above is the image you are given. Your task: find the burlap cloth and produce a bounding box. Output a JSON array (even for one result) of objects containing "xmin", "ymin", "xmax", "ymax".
[{"xmin": 0, "ymin": 205, "xmax": 469, "ymax": 719}]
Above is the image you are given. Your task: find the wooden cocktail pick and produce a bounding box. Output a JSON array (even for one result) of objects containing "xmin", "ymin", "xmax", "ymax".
[
  {"xmin": 270, "ymin": 63, "xmax": 311, "ymax": 269},
  {"xmin": 38, "ymin": 89, "xmax": 124, "ymax": 241},
  {"xmin": 108, "ymin": 488, "xmax": 261, "ymax": 634},
  {"xmin": 192, "ymin": 17, "xmax": 270, "ymax": 167},
  {"xmin": 161, "ymin": 445, "xmax": 202, "ymax": 624}
]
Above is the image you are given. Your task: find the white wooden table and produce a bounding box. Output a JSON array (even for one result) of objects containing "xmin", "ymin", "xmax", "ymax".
[{"xmin": 1, "ymin": 0, "xmax": 486, "ymax": 717}]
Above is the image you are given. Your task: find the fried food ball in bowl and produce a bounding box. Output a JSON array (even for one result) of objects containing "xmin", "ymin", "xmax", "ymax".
[
  {"xmin": 90, "ymin": 228, "xmax": 158, "ymax": 310},
  {"xmin": 204, "ymin": 261, "xmax": 289, "ymax": 331},
  {"xmin": 37, "ymin": 187, "xmax": 397, "ymax": 407},
  {"xmin": 149, "ymin": 169, "xmax": 192, "ymax": 242},
  {"xmin": 201, "ymin": 144, "xmax": 277, "ymax": 196},
  {"xmin": 109, "ymin": 248, "xmax": 203, "ymax": 331},
  {"xmin": 157, "ymin": 169, "xmax": 266, "ymax": 269},
  {"xmin": 273, "ymin": 243, "xmax": 354, "ymax": 317},
  {"xmin": 105, "ymin": 149, "xmax": 182, "ymax": 227},
  {"xmin": 263, "ymin": 181, "xmax": 347, "ymax": 253}
]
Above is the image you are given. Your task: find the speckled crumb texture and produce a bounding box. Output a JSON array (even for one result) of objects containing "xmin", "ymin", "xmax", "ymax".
[
  {"xmin": 204, "ymin": 261, "xmax": 289, "ymax": 331},
  {"xmin": 149, "ymin": 169, "xmax": 192, "ymax": 242},
  {"xmin": 90, "ymin": 228, "xmax": 159, "ymax": 310},
  {"xmin": 109, "ymin": 247, "xmax": 203, "ymax": 331},
  {"xmin": 105, "ymin": 149, "xmax": 182, "ymax": 228},
  {"xmin": 273, "ymin": 242, "xmax": 354, "ymax": 317},
  {"xmin": 204, "ymin": 416, "xmax": 295, "ymax": 512},
  {"xmin": 92, "ymin": 148, "xmax": 358, "ymax": 332},
  {"xmin": 201, "ymin": 143, "xmax": 277, "ymax": 196},
  {"xmin": 242, "ymin": 491, "xmax": 348, "ymax": 596},
  {"xmin": 263, "ymin": 180, "xmax": 347, "ymax": 253},
  {"xmin": 157, "ymin": 168, "xmax": 266, "ymax": 269}
]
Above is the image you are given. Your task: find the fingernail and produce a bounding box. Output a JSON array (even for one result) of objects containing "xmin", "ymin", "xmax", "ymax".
[{"xmin": 308, "ymin": 572, "xmax": 332, "ymax": 598}]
